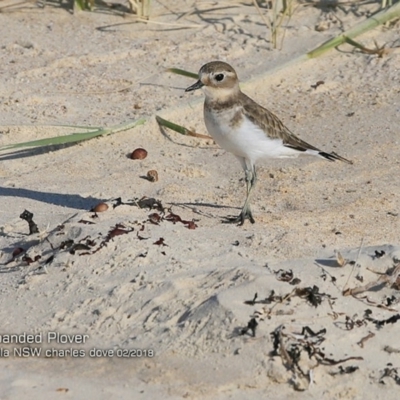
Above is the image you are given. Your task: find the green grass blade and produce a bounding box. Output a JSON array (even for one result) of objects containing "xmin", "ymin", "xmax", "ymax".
[
  {"xmin": 74, "ymin": 0, "xmax": 85, "ymax": 11},
  {"xmin": 343, "ymin": 36, "xmax": 367, "ymax": 50},
  {"xmin": 307, "ymin": 1, "xmax": 400, "ymax": 58},
  {"xmin": 167, "ymin": 68, "xmax": 198, "ymax": 80},
  {"xmin": 0, "ymin": 118, "xmax": 146, "ymax": 152},
  {"xmin": 156, "ymin": 115, "xmax": 211, "ymax": 139},
  {"xmin": 156, "ymin": 115, "xmax": 191, "ymax": 135}
]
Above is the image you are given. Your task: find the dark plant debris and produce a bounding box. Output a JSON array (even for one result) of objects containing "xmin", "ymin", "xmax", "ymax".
[
  {"xmin": 295, "ymin": 286, "xmax": 324, "ymax": 307},
  {"xmin": 384, "ymin": 346, "xmax": 400, "ymax": 354},
  {"xmin": 301, "ymin": 326, "xmax": 327, "ymax": 338},
  {"xmin": 78, "ymin": 219, "xmax": 95, "ymax": 225},
  {"xmin": 244, "ymin": 286, "xmax": 331, "ymax": 312},
  {"xmin": 60, "ymin": 240, "xmax": 74, "ymax": 250},
  {"xmin": 345, "ymin": 315, "xmax": 367, "ymax": 330},
  {"xmin": 154, "ymin": 237, "xmax": 168, "ymax": 246},
  {"xmin": 330, "ymin": 365, "xmax": 359, "ymax": 376},
  {"xmin": 275, "ymin": 269, "xmax": 294, "ymax": 282},
  {"xmin": 70, "ymin": 243, "xmax": 92, "ymax": 254},
  {"xmin": 366, "ymin": 313, "xmax": 400, "ymax": 327},
  {"xmin": 111, "ymin": 196, "xmax": 164, "ymax": 211},
  {"xmin": 374, "ymin": 250, "xmax": 386, "ymax": 259},
  {"xmin": 240, "ymin": 318, "xmax": 258, "ymax": 337},
  {"xmin": 6, "ymin": 197, "xmax": 198, "ymax": 273},
  {"xmin": 165, "ymin": 210, "xmax": 198, "ymax": 230},
  {"xmin": 137, "ymin": 197, "xmax": 164, "ymax": 211},
  {"xmin": 44, "ymin": 255, "xmax": 54, "ymax": 265},
  {"xmin": 270, "ymin": 324, "xmax": 362, "ymax": 389},
  {"xmin": 110, "ymin": 198, "xmax": 197, "ymax": 229},
  {"xmin": 244, "ymin": 292, "xmax": 258, "ymax": 306},
  {"xmin": 273, "ymin": 269, "xmax": 302, "ymax": 285},
  {"xmin": 244, "ymin": 290, "xmax": 282, "ymax": 306},
  {"xmin": 357, "ymin": 332, "xmax": 375, "ymax": 348},
  {"xmin": 19, "ymin": 210, "xmax": 39, "ymax": 235},
  {"xmin": 311, "ymin": 80, "xmax": 324, "ymax": 89},
  {"xmin": 107, "ymin": 224, "xmax": 133, "ymax": 240},
  {"xmin": 343, "ymin": 261, "xmax": 400, "ymax": 296},
  {"xmin": 148, "ymin": 213, "xmax": 162, "ymax": 225},
  {"xmin": 22, "ymin": 255, "xmax": 41, "ymax": 265},
  {"xmin": 385, "ymin": 295, "xmax": 397, "ymax": 307},
  {"xmin": 379, "ymin": 366, "xmax": 400, "ymax": 385}
]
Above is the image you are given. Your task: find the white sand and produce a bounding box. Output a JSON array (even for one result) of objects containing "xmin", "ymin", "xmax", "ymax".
[{"xmin": 1, "ymin": 1, "xmax": 400, "ymax": 398}]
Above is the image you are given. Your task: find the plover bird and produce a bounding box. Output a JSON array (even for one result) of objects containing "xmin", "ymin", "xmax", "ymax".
[{"xmin": 185, "ymin": 61, "xmax": 352, "ymax": 225}]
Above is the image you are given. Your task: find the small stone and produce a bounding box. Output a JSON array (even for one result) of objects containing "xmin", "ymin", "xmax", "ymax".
[
  {"xmin": 93, "ymin": 203, "xmax": 108, "ymax": 212},
  {"xmin": 147, "ymin": 170, "xmax": 158, "ymax": 182},
  {"xmin": 131, "ymin": 148, "xmax": 148, "ymax": 160}
]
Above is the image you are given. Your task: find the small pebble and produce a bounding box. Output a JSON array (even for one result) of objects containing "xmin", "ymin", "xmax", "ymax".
[
  {"xmin": 147, "ymin": 170, "xmax": 158, "ymax": 182},
  {"xmin": 131, "ymin": 148, "xmax": 148, "ymax": 160},
  {"xmin": 93, "ymin": 203, "xmax": 109, "ymax": 212}
]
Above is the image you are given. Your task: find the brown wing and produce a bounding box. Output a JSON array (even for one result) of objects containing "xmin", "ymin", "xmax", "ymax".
[{"xmin": 240, "ymin": 92, "xmax": 353, "ymax": 164}]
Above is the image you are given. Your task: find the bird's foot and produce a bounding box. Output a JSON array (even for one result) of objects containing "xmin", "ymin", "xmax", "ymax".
[{"xmin": 222, "ymin": 210, "xmax": 255, "ymax": 226}]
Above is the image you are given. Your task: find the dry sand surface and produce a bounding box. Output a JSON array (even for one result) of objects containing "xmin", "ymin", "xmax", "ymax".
[{"xmin": 0, "ymin": 0, "xmax": 400, "ymax": 398}]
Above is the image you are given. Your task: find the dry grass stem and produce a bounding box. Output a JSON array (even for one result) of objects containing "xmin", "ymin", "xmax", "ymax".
[
  {"xmin": 343, "ymin": 36, "xmax": 398, "ymax": 57},
  {"xmin": 343, "ymin": 262, "xmax": 400, "ymax": 296}
]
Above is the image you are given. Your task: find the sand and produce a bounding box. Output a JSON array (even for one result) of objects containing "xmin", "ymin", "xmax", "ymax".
[{"xmin": 0, "ymin": 1, "xmax": 400, "ymax": 398}]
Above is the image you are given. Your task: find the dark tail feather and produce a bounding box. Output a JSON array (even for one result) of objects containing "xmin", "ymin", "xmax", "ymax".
[{"xmin": 319, "ymin": 151, "xmax": 353, "ymax": 164}]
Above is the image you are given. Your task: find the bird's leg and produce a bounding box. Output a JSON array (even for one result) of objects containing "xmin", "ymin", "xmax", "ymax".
[
  {"xmin": 223, "ymin": 165, "xmax": 257, "ymax": 225},
  {"xmin": 240, "ymin": 166, "xmax": 257, "ymax": 224}
]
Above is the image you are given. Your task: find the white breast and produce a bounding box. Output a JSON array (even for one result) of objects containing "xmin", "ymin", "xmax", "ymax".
[{"xmin": 204, "ymin": 107, "xmax": 300, "ymax": 164}]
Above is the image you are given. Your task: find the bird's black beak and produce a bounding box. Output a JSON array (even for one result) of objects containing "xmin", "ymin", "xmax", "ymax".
[{"xmin": 185, "ymin": 80, "xmax": 204, "ymax": 92}]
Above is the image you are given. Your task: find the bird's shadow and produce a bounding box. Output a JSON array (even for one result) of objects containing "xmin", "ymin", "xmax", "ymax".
[
  {"xmin": 171, "ymin": 201, "xmax": 240, "ymax": 211},
  {"xmin": 0, "ymin": 140, "xmax": 86, "ymax": 161},
  {"xmin": 0, "ymin": 187, "xmax": 101, "ymax": 211}
]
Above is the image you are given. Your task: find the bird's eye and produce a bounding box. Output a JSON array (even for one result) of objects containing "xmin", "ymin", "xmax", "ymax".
[{"xmin": 215, "ymin": 73, "xmax": 224, "ymax": 82}]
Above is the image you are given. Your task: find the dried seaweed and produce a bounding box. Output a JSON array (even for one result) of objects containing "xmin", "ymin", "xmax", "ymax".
[
  {"xmin": 343, "ymin": 262, "xmax": 400, "ymax": 296},
  {"xmin": 154, "ymin": 238, "xmax": 168, "ymax": 246},
  {"xmin": 44, "ymin": 255, "xmax": 55, "ymax": 265},
  {"xmin": 357, "ymin": 332, "xmax": 375, "ymax": 348},
  {"xmin": 22, "ymin": 255, "xmax": 41, "ymax": 265},
  {"xmin": 329, "ymin": 366, "xmax": 359, "ymax": 376},
  {"xmin": 78, "ymin": 219, "xmax": 95, "ymax": 225},
  {"xmin": 374, "ymin": 250, "xmax": 386, "ymax": 259},
  {"xmin": 244, "ymin": 291, "xmax": 282, "ymax": 306},
  {"xmin": 148, "ymin": 213, "xmax": 162, "ymax": 225},
  {"xmin": 344, "ymin": 315, "xmax": 367, "ymax": 330},
  {"xmin": 240, "ymin": 318, "xmax": 258, "ymax": 337},
  {"xmin": 70, "ymin": 243, "xmax": 92, "ymax": 254},
  {"xmin": 380, "ymin": 366, "xmax": 400, "ymax": 385},
  {"xmin": 275, "ymin": 269, "xmax": 293, "ymax": 282},
  {"xmin": 164, "ymin": 210, "xmax": 198, "ymax": 230},
  {"xmin": 244, "ymin": 293, "xmax": 258, "ymax": 306},
  {"xmin": 269, "ymin": 324, "xmax": 362, "ymax": 390},
  {"xmin": 60, "ymin": 240, "xmax": 74, "ymax": 250},
  {"xmin": 19, "ymin": 210, "xmax": 39, "ymax": 235},
  {"xmin": 384, "ymin": 346, "xmax": 400, "ymax": 354},
  {"xmin": 107, "ymin": 224, "xmax": 133, "ymax": 240},
  {"xmin": 136, "ymin": 196, "xmax": 164, "ymax": 211},
  {"xmin": 301, "ymin": 326, "xmax": 326, "ymax": 338},
  {"xmin": 295, "ymin": 286, "xmax": 325, "ymax": 307},
  {"xmin": 112, "ymin": 196, "xmax": 165, "ymax": 211},
  {"xmin": 366, "ymin": 313, "xmax": 400, "ymax": 327}
]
